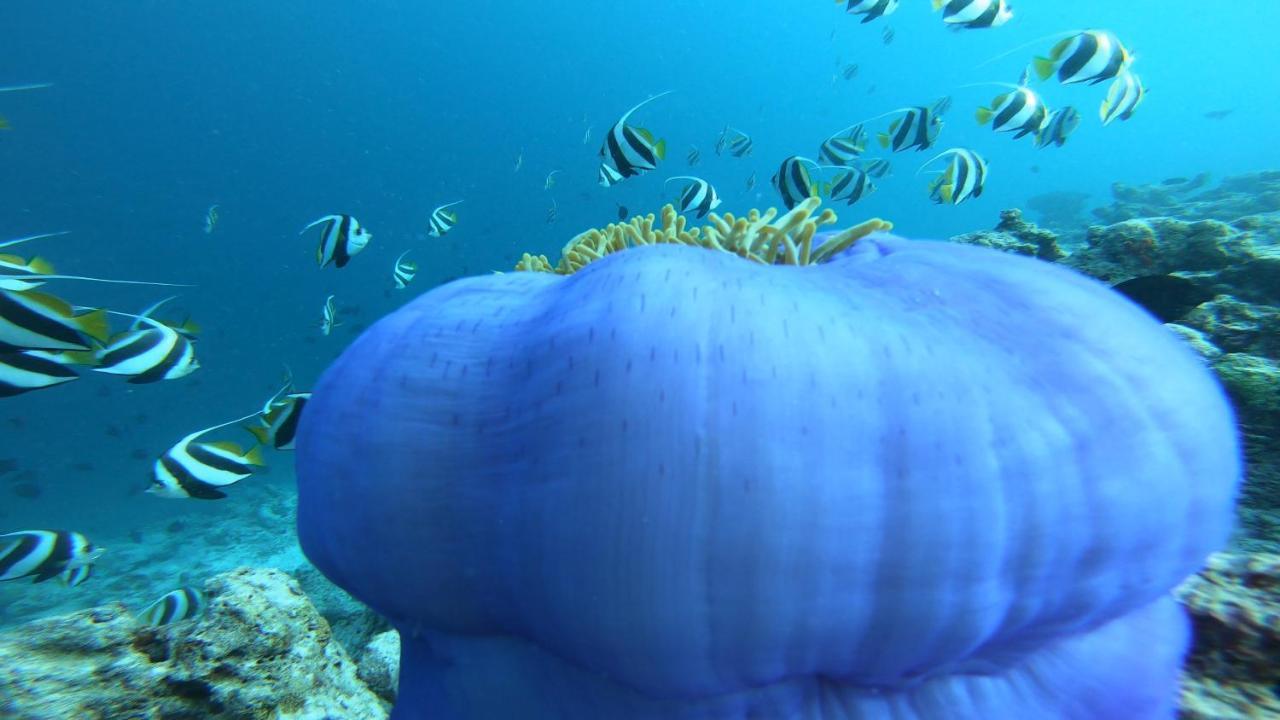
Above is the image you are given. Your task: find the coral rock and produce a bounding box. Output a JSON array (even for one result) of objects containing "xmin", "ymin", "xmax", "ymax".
[
  {"xmin": 0, "ymin": 567, "xmax": 388, "ymax": 720},
  {"xmin": 357, "ymin": 630, "xmax": 401, "ymax": 703},
  {"xmin": 1176, "ymin": 552, "xmax": 1280, "ymax": 719}
]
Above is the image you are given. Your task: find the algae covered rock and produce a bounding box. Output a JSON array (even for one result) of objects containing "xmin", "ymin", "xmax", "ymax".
[
  {"xmin": 949, "ymin": 208, "xmax": 1063, "ymax": 260},
  {"xmin": 1176, "ymin": 552, "xmax": 1280, "ymax": 719},
  {"xmin": 1184, "ymin": 297, "xmax": 1280, "ymax": 358},
  {"xmin": 1066, "ymin": 217, "xmax": 1245, "ymax": 283},
  {"xmin": 0, "ymin": 567, "xmax": 387, "ymax": 720}
]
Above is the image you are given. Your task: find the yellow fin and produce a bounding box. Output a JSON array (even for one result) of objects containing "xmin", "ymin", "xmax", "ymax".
[
  {"xmin": 1032, "ymin": 56, "xmax": 1056, "ymax": 81},
  {"xmin": 244, "ymin": 424, "xmax": 270, "ymax": 446},
  {"xmin": 941, "ymin": 184, "xmax": 955, "ymax": 203},
  {"xmin": 242, "ymin": 444, "xmax": 266, "ymax": 466},
  {"xmin": 0, "ymin": 115, "xmax": 9, "ymax": 130},
  {"xmin": 654, "ymin": 138, "xmax": 667, "ymax": 161},
  {"xmin": 877, "ymin": 133, "xmax": 890, "ymax": 149},
  {"xmin": 207, "ymin": 440, "xmax": 246, "ymax": 455},
  {"xmin": 27, "ymin": 257, "xmax": 55, "ymax": 274},
  {"xmin": 75, "ymin": 308, "xmax": 110, "ymax": 343},
  {"xmin": 975, "ymin": 107, "xmax": 993, "ymax": 124},
  {"xmin": 931, "ymin": 0, "xmax": 945, "ymax": 9}
]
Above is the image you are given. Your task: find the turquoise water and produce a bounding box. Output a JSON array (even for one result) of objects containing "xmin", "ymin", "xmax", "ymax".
[{"xmin": 0, "ymin": 2, "xmax": 1276, "ymax": 625}]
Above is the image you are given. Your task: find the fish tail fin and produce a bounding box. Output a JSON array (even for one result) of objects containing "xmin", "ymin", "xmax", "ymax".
[
  {"xmin": 1032, "ymin": 56, "xmax": 1056, "ymax": 81},
  {"xmin": 941, "ymin": 185, "xmax": 955, "ymax": 204},
  {"xmin": 75, "ymin": 308, "xmax": 111, "ymax": 343},
  {"xmin": 975, "ymin": 107, "xmax": 994, "ymax": 124},
  {"xmin": 877, "ymin": 133, "xmax": 891, "ymax": 149},
  {"xmin": 60, "ymin": 349, "xmax": 100, "ymax": 367},
  {"xmin": 654, "ymin": 138, "xmax": 668, "ymax": 161},
  {"xmin": 244, "ymin": 424, "xmax": 271, "ymax": 446},
  {"xmin": 26, "ymin": 256, "xmax": 55, "ymax": 274},
  {"xmin": 243, "ymin": 444, "xmax": 267, "ymax": 467},
  {"xmin": 0, "ymin": 115, "xmax": 9, "ymax": 130},
  {"xmin": 931, "ymin": 0, "xmax": 945, "ymax": 10},
  {"xmin": 1099, "ymin": 100, "xmax": 1112, "ymax": 124}
]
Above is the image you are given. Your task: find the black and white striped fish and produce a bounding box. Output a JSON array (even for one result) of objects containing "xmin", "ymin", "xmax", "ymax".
[
  {"xmin": 598, "ymin": 163, "xmax": 624, "ymax": 188},
  {"xmin": 0, "ymin": 288, "xmax": 109, "ymax": 351},
  {"xmin": 139, "ymin": 587, "xmax": 206, "ymax": 626},
  {"xmin": 772, "ymin": 156, "xmax": 819, "ymax": 210},
  {"xmin": 321, "ymin": 295, "xmax": 338, "ymax": 336},
  {"xmin": 427, "ymin": 200, "xmax": 463, "ymax": 238},
  {"xmin": 716, "ymin": 127, "xmax": 753, "ymax": 158},
  {"xmin": 248, "ymin": 387, "xmax": 310, "ymax": 451},
  {"xmin": 845, "ymin": 0, "xmax": 899, "ymax": 24},
  {"xmin": 819, "ymin": 124, "xmax": 868, "ymax": 166},
  {"xmin": 827, "ymin": 168, "xmax": 876, "ymax": 205},
  {"xmin": 1100, "ymin": 70, "xmax": 1145, "ymax": 126},
  {"xmin": 861, "ymin": 158, "xmax": 892, "ymax": 178},
  {"xmin": 303, "ymin": 214, "xmax": 371, "ymax": 269},
  {"xmin": 923, "ymin": 148, "xmax": 988, "ymax": 205},
  {"xmin": 148, "ymin": 413, "xmax": 266, "ymax": 500},
  {"xmin": 877, "ymin": 107, "xmax": 942, "ymax": 153},
  {"xmin": 687, "ymin": 146, "xmax": 701, "ymax": 166},
  {"xmin": 976, "ymin": 84, "xmax": 1048, "ymax": 139},
  {"xmin": 95, "ymin": 302, "xmax": 199, "ymax": 384},
  {"xmin": 0, "ymin": 529, "xmax": 102, "ymax": 585},
  {"xmin": 665, "ymin": 176, "xmax": 722, "ymax": 219},
  {"xmin": 1035, "ymin": 106, "xmax": 1081, "ymax": 148},
  {"xmin": 599, "ymin": 92, "xmax": 671, "ymax": 180},
  {"xmin": 392, "ymin": 250, "xmax": 417, "ymax": 289},
  {"xmin": 932, "ymin": 0, "xmax": 1012, "ymax": 29},
  {"xmin": 0, "ymin": 350, "xmax": 79, "ymax": 397},
  {"xmin": 1033, "ymin": 30, "xmax": 1131, "ymax": 86}
]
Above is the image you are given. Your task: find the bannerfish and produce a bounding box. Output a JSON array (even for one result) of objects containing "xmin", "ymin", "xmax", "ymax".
[
  {"xmin": 932, "ymin": 0, "xmax": 1012, "ymax": 29},
  {"xmin": 1033, "ymin": 30, "xmax": 1131, "ymax": 85},
  {"xmin": 598, "ymin": 163, "xmax": 624, "ymax": 188},
  {"xmin": 427, "ymin": 201, "xmax": 463, "ymax": 238},
  {"xmin": 842, "ymin": 63, "xmax": 860, "ymax": 80},
  {"xmin": 599, "ymin": 92, "xmax": 671, "ymax": 181},
  {"xmin": 248, "ymin": 390, "xmax": 310, "ymax": 451},
  {"xmin": 877, "ymin": 106, "xmax": 942, "ymax": 152},
  {"xmin": 923, "ymin": 147, "xmax": 988, "ymax": 205},
  {"xmin": 827, "ymin": 168, "xmax": 875, "ymax": 205},
  {"xmin": 819, "ymin": 124, "xmax": 868, "ymax": 166},
  {"xmin": 303, "ymin": 214, "xmax": 371, "ymax": 269},
  {"xmin": 862, "ymin": 158, "xmax": 892, "ymax": 178},
  {"xmin": 616, "ymin": 204, "xmax": 628, "ymax": 221},
  {"xmin": 544, "ymin": 170, "xmax": 561, "ymax": 190},
  {"xmin": 882, "ymin": 25, "xmax": 895, "ymax": 44},
  {"xmin": 1100, "ymin": 70, "xmax": 1146, "ymax": 126},
  {"xmin": 392, "ymin": 250, "xmax": 417, "ymax": 289},
  {"xmin": 0, "ymin": 529, "xmax": 102, "ymax": 585},
  {"xmin": 147, "ymin": 413, "xmax": 266, "ymax": 500},
  {"xmin": 844, "ymin": 0, "xmax": 899, "ymax": 24},
  {"xmin": 665, "ymin": 176, "xmax": 722, "ymax": 219},
  {"xmin": 94, "ymin": 319, "xmax": 199, "ymax": 384},
  {"xmin": 745, "ymin": 172, "xmax": 757, "ymax": 191},
  {"xmin": 203, "ymin": 204, "xmax": 219, "ymax": 234},
  {"xmin": 139, "ymin": 587, "xmax": 206, "ymax": 626},
  {"xmin": 716, "ymin": 126, "xmax": 753, "ymax": 158},
  {"xmin": 1035, "ymin": 106, "xmax": 1081, "ymax": 148},
  {"xmin": 0, "ymin": 350, "xmax": 80, "ymax": 397},
  {"xmin": 686, "ymin": 146, "xmax": 700, "ymax": 167},
  {"xmin": 976, "ymin": 83, "xmax": 1049, "ymax": 139},
  {"xmin": 0, "ymin": 288, "xmax": 109, "ymax": 351},
  {"xmin": 772, "ymin": 156, "xmax": 819, "ymax": 210},
  {"xmin": 546, "ymin": 200, "xmax": 558, "ymax": 224},
  {"xmin": 321, "ymin": 295, "xmax": 338, "ymax": 336}
]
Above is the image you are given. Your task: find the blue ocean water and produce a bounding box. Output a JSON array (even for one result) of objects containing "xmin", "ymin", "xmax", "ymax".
[{"xmin": 0, "ymin": 1, "xmax": 1275, "ymax": 626}]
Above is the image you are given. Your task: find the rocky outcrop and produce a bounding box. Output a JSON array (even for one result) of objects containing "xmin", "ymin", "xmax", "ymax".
[
  {"xmin": 1177, "ymin": 552, "xmax": 1280, "ymax": 719},
  {"xmin": 949, "ymin": 208, "xmax": 1063, "ymax": 260},
  {"xmin": 0, "ymin": 567, "xmax": 388, "ymax": 720}
]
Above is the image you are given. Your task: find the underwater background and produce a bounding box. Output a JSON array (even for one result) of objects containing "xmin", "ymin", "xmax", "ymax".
[{"xmin": 2, "ymin": 2, "xmax": 1279, "ymax": 718}]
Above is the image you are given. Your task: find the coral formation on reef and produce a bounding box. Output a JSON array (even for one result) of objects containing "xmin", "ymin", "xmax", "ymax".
[
  {"xmin": 950, "ymin": 208, "xmax": 1063, "ymax": 260},
  {"xmin": 1176, "ymin": 552, "xmax": 1280, "ymax": 719},
  {"xmin": 0, "ymin": 567, "xmax": 388, "ymax": 720}
]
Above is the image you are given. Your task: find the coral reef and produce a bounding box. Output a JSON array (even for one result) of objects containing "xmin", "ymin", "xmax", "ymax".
[
  {"xmin": 0, "ymin": 567, "xmax": 388, "ymax": 720},
  {"xmin": 950, "ymin": 208, "xmax": 1063, "ymax": 260},
  {"xmin": 1176, "ymin": 552, "xmax": 1280, "ymax": 719},
  {"xmin": 1094, "ymin": 170, "xmax": 1280, "ymax": 225}
]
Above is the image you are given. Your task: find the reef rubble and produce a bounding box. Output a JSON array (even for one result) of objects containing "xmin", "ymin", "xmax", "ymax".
[{"xmin": 0, "ymin": 567, "xmax": 388, "ymax": 720}]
